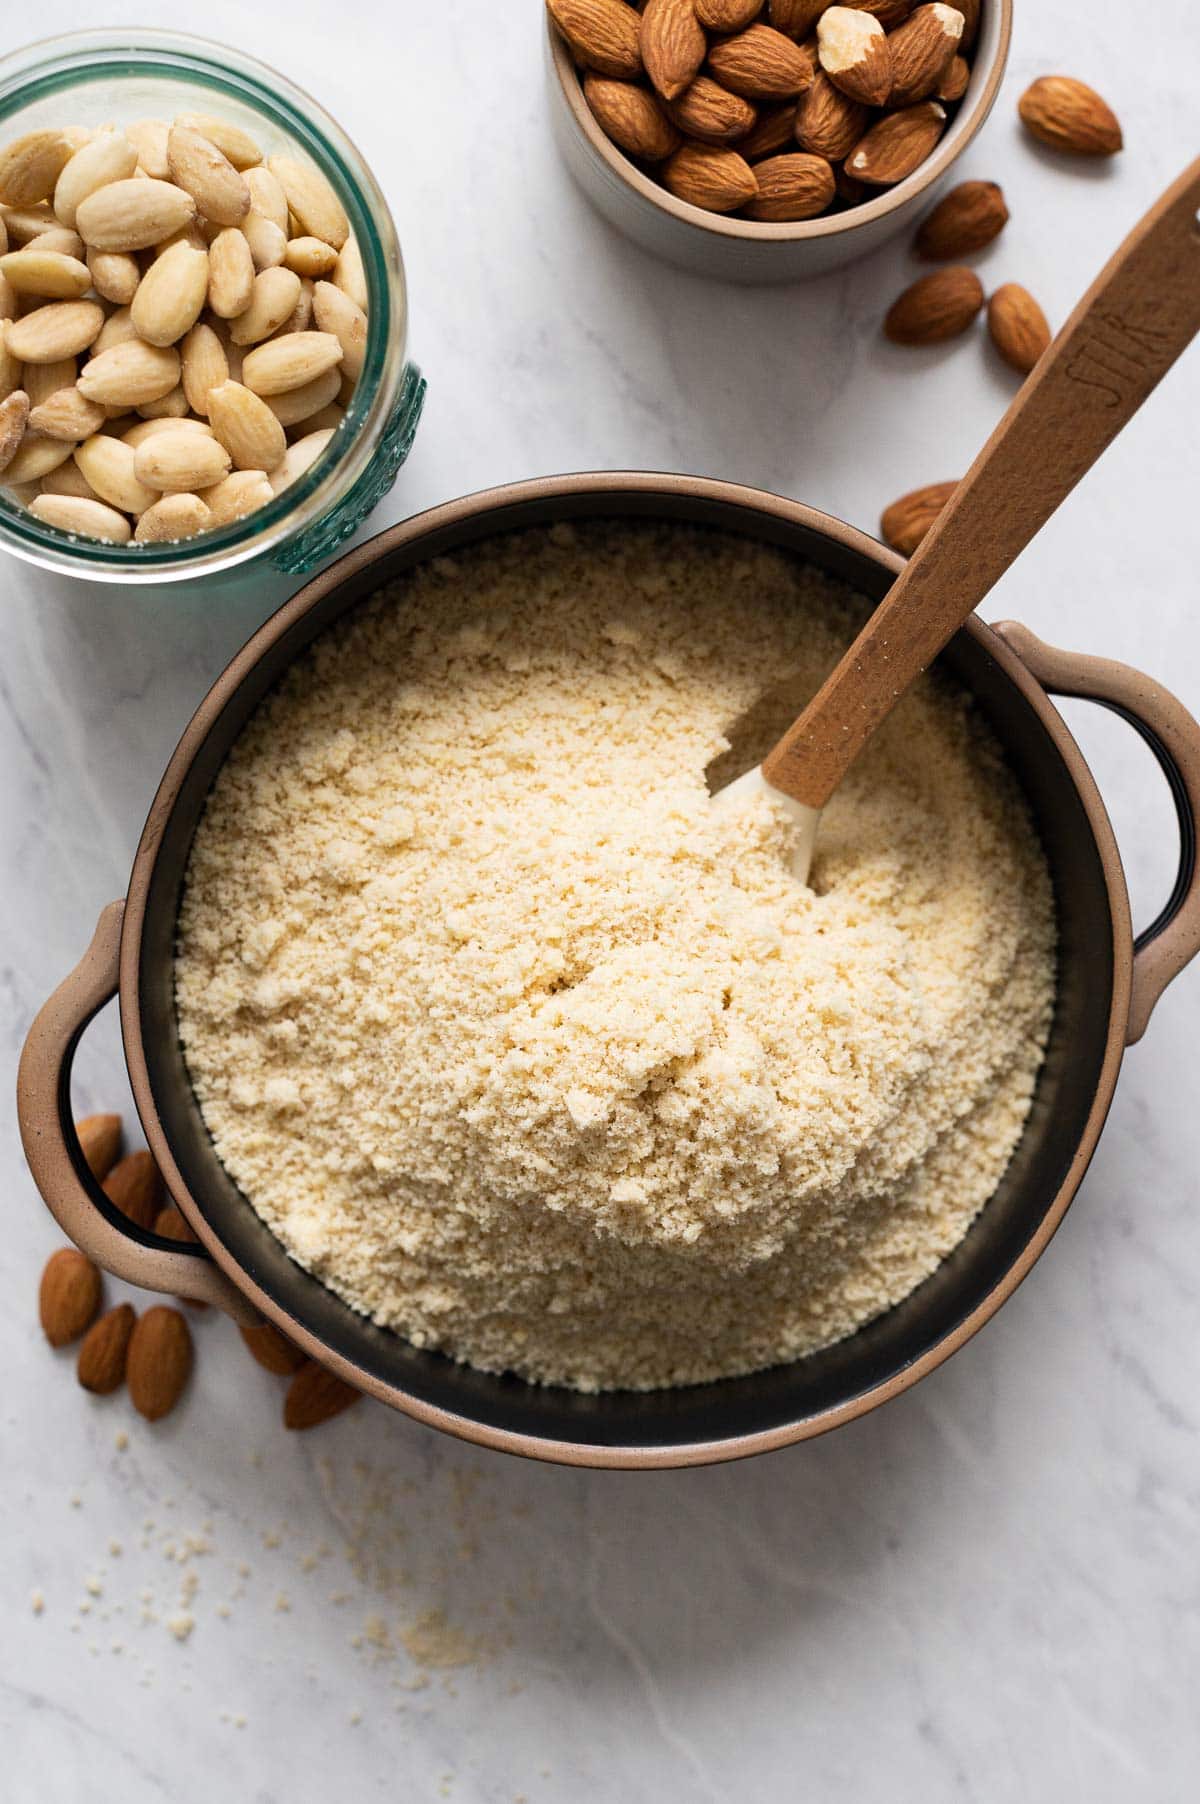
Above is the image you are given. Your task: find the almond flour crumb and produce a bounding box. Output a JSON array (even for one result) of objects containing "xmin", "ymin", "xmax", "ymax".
[
  {"xmin": 31, "ymin": 1591, "xmax": 44, "ymax": 1616},
  {"xmin": 177, "ymin": 524, "xmax": 1055, "ymax": 1391}
]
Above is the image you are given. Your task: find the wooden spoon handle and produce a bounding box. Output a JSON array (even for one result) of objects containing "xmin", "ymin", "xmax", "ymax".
[{"xmin": 763, "ymin": 157, "xmax": 1200, "ymax": 809}]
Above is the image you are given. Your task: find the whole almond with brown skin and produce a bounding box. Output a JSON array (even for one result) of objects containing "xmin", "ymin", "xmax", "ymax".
[
  {"xmin": 744, "ymin": 151, "xmax": 835, "ymax": 219},
  {"xmin": 1018, "ymin": 77, "xmax": 1122, "ymax": 156},
  {"xmin": 768, "ymin": 0, "xmax": 825, "ymax": 34},
  {"xmin": 39, "ymin": 1247, "xmax": 103, "ymax": 1347},
  {"xmin": 845, "ymin": 100, "xmax": 946, "ymax": 184},
  {"xmin": 584, "ymin": 77, "xmax": 682, "ymax": 160},
  {"xmin": 546, "ymin": 0, "xmax": 643, "ymax": 78},
  {"xmin": 77, "ymin": 1302, "xmax": 136, "ymax": 1395},
  {"xmin": 841, "ymin": 0, "xmax": 914, "ymax": 23},
  {"xmin": 126, "ymin": 1306, "xmax": 192, "ymax": 1421},
  {"xmin": 881, "ymin": 479, "xmax": 957, "ymax": 554},
  {"xmin": 914, "ymin": 179, "xmax": 1008, "ymax": 258},
  {"xmin": 884, "ymin": 266, "xmax": 984, "ymax": 343},
  {"xmin": 937, "ymin": 54, "xmax": 969, "ymax": 101},
  {"xmin": 662, "ymin": 141, "xmax": 758, "ymax": 211},
  {"xmin": 76, "ymin": 1113, "xmax": 123, "ymax": 1182},
  {"xmin": 794, "ymin": 73, "xmax": 868, "ymax": 160},
  {"xmin": 642, "ymin": 0, "xmax": 708, "ymax": 102},
  {"xmin": 887, "ymin": 3, "xmax": 964, "ymax": 106},
  {"xmin": 284, "ymin": 1359, "xmax": 362, "ymax": 1430},
  {"xmin": 817, "ymin": 8, "xmax": 893, "ymax": 107},
  {"xmin": 955, "ymin": 0, "xmax": 979, "ymax": 49},
  {"xmin": 987, "ymin": 283, "xmax": 1051, "ymax": 375},
  {"xmin": 740, "ymin": 102, "xmax": 800, "ymax": 161},
  {"xmin": 102, "ymin": 1149, "xmax": 164, "ymax": 1231},
  {"xmin": 240, "ymin": 1318, "xmax": 306, "ymax": 1376},
  {"xmin": 708, "ymin": 24, "xmax": 817, "ymax": 99},
  {"xmin": 696, "ymin": 0, "xmax": 763, "ymax": 28},
  {"xmin": 154, "ymin": 1204, "xmax": 197, "ymax": 1243},
  {"xmin": 668, "ymin": 76, "xmax": 758, "ymax": 146}
]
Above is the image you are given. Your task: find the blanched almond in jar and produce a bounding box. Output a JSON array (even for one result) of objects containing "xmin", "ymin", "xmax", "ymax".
[
  {"xmin": 0, "ymin": 271, "xmax": 15, "ymax": 323},
  {"xmin": 180, "ymin": 322, "xmax": 228, "ymax": 417},
  {"xmin": 28, "ymin": 385, "xmax": 107, "ymax": 440},
  {"xmin": 0, "ymin": 323, "xmax": 21, "ymax": 400},
  {"xmin": 167, "ymin": 125, "xmax": 251, "ymax": 228},
  {"xmin": 0, "ymin": 131, "xmax": 74, "ymax": 207},
  {"xmin": 245, "ymin": 165, "xmax": 288, "ymax": 232},
  {"xmin": 122, "ymin": 414, "xmax": 214, "ymax": 448},
  {"xmin": 0, "ymin": 389, "xmax": 30, "ymax": 472},
  {"xmin": 29, "ymin": 226, "xmax": 86, "ymax": 259},
  {"xmin": 200, "ymin": 467, "xmax": 275, "ymax": 523},
  {"xmin": 281, "ymin": 276, "xmax": 314, "ymax": 336},
  {"xmin": 207, "ymin": 379, "xmax": 286, "ymax": 471},
  {"xmin": 291, "ymin": 400, "xmax": 343, "ymax": 438},
  {"xmin": 284, "ymin": 235, "xmax": 338, "ymax": 279},
  {"xmin": 125, "ymin": 118, "xmax": 170, "ymax": 179},
  {"xmin": 229, "ymin": 266, "xmax": 302, "ymax": 346},
  {"xmin": 75, "ymin": 433, "xmax": 158, "ymax": 513},
  {"xmin": 312, "ymin": 281, "xmax": 366, "ymax": 381},
  {"xmin": 0, "ymin": 205, "xmax": 57, "ymax": 244},
  {"xmin": 207, "ymin": 227, "xmax": 254, "ymax": 318},
  {"xmin": 0, "ymin": 249, "xmax": 92, "ymax": 299},
  {"xmin": 8, "ymin": 300, "xmax": 104, "ymax": 363},
  {"xmin": 87, "ymin": 245, "xmax": 140, "ymax": 305},
  {"xmin": 130, "ymin": 240, "xmax": 209, "ymax": 346},
  {"xmin": 268, "ymin": 425, "xmax": 333, "ymax": 494},
  {"xmin": 29, "ymin": 492, "xmax": 132, "ymax": 542},
  {"xmin": 331, "ymin": 235, "xmax": 367, "ymax": 312},
  {"xmin": 136, "ymin": 382, "xmax": 189, "ymax": 420},
  {"xmin": 5, "ymin": 430, "xmax": 74, "ymax": 483},
  {"xmin": 75, "ymin": 178, "xmax": 196, "ymax": 252},
  {"xmin": 264, "ymin": 362, "xmax": 341, "ymax": 428},
  {"xmin": 267, "ymin": 156, "xmax": 349, "ymax": 250},
  {"xmin": 242, "ymin": 213, "xmax": 286, "ymax": 272},
  {"xmin": 21, "ymin": 355, "xmax": 76, "ymax": 408},
  {"xmin": 53, "ymin": 130, "xmax": 138, "ymax": 228},
  {"xmin": 40, "ymin": 457, "xmax": 103, "ymax": 500},
  {"xmin": 93, "ymin": 305, "xmax": 139, "ymax": 354},
  {"xmin": 134, "ymin": 491, "xmax": 211, "ymax": 542},
  {"xmin": 134, "ymin": 426, "xmax": 230, "ymax": 492},
  {"xmin": 172, "ymin": 113, "xmax": 262, "ymax": 171},
  {"xmin": 78, "ymin": 339, "xmax": 181, "ymax": 407},
  {"xmin": 240, "ymin": 330, "xmax": 342, "ymax": 395}
]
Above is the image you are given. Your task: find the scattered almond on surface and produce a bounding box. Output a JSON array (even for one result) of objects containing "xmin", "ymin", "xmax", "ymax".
[
  {"xmin": 987, "ymin": 282, "xmax": 1051, "ymax": 374},
  {"xmin": 39, "ymin": 1247, "xmax": 102, "ymax": 1347},
  {"xmin": 881, "ymin": 479, "xmax": 959, "ymax": 554},
  {"xmin": 101, "ymin": 1148, "xmax": 164, "ymax": 1230},
  {"xmin": 77, "ymin": 1302, "xmax": 136, "ymax": 1395},
  {"xmin": 284, "ymin": 1359, "xmax": 363, "ymax": 1431},
  {"xmin": 914, "ymin": 177, "xmax": 1007, "ymax": 258},
  {"xmin": 126, "ymin": 1306, "xmax": 193, "ymax": 1421},
  {"xmin": 1018, "ymin": 76, "xmax": 1123, "ymax": 157},
  {"xmin": 241, "ymin": 1318, "xmax": 307, "ymax": 1376},
  {"xmin": 884, "ymin": 265, "xmax": 984, "ymax": 343},
  {"xmin": 75, "ymin": 1112, "xmax": 123, "ymax": 1182}
]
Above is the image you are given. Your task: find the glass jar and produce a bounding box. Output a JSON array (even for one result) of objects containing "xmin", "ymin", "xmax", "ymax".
[{"xmin": 0, "ymin": 29, "xmax": 425, "ymax": 582}]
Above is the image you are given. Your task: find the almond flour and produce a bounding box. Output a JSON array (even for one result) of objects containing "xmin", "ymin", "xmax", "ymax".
[{"xmin": 175, "ymin": 523, "xmax": 1055, "ymax": 1391}]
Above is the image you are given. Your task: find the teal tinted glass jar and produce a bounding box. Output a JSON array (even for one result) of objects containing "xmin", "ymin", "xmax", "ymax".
[{"xmin": 0, "ymin": 29, "xmax": 425, "ymax": 581}]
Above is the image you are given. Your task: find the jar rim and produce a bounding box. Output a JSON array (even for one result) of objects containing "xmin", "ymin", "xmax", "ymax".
[{"xmin": 0, "ymin": 28, "xmax": 408, "ymax": 583}]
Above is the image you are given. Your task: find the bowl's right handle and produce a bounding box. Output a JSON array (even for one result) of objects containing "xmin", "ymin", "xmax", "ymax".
[
  {"xmin": 994, "ymin": 622, "xmax": 1200, "ymax": 1045},
  {"xmin": 17, "ymin": 900, "xmax": 257, "ymax": 1321}
]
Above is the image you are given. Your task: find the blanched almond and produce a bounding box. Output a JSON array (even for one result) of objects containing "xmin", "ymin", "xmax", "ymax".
[
  {"xmin": 40, "ymin": 456, "xmax": 102, "ymax": 500},
  {"xmin": 173, "ymin": 113, "xmax": 262, "ymax": 171},
  {"xmin": 242, "ymin": 214, "xmax": 286, "ymax": 272},
  {"xmin": 180, "ymin": 321, "xmax": 228, "ymax": 416},
  {"xmin": 93, "ymin": 304, "xmax": 139, "ymax": 353},
  {"xmin": 130, "ymin": 240, "xmax": 209, "ymax": 346},
  {"xmin": 75, "ymin": 432, "xmax": 158, "ymax": 513},
  {"xmin": 267, "ymin": 155, "xmax": 349, "ymax": 250},
  {"xmin": 241, "ymin": 330, "xmax": 342, "ymax": 395},
  {"xmin": 28, "ymin": 225, "xmax": 85, "ymax": 259},
  {"xmin": 0, "ymin": 131, "xmax": 74, "ymax": 207},
  {"xmin": 76, "ymin": 178, "xmax": 196, "ymax": 252},
  {"xmin": 312, "ymin": 280, "xmax": 366, "ymax": 379},
  {"xmin": 290, "ymin": 400, "xmax": 343, "ymax": 438},
  {"xmin": 53, "ymin": 130, "xmax": 138, "ymax": 228},
  {"xmin": 5, "ymin": 430, "xmax": 74, "ymax": 483},
  {"xmin": 201, "ymin": 467, "xmax": 275, "ymax": 523},
  {"xmin": 264, "ymin": 363, "xmax": 342, "ymax": 427},
  {"xmin": 134, "ymin": 426, "xmax": 230, "ymax": 492},
  {"xmin": 0, "ymin": 204, "xmax": 57, "ymax": 244},
  {"xmin": 268, "ymin": 425, "xmax": 333, "ymax": 493},
  {"xmin": 228, "ymin": 266, "xmax": 302, "ymax": 345},
  {"xmin": 0, "ymin": 322, "xmax": 19, "ymax": 401},
  {"xmin": 207, "ymin": 227, "xmax": 255, "ymax": 318},
  {"xmin": 28, "ymin": 384, "xmax": 107, "ymax": 440},
  {"xmin": 87, "ymin": 245, "xmax": 140, "ymax": 305},
  {"xmin": 0, "ymin": 389, "xmax": 30, "ymax": 473},
  {"xmin": 122, "ymin": 414, "xmax": 214, "ymax": 447},
  {"xmin": 134, "ymin": 492, "xmax": 211, "ymax": 542},
  {"xmin": 29, "ymin": 492, "xmax": 132, "ymax": 542},
  {"xmin": 136, "ymin": 382, "xmax": 189, "ymax": 420},
  {"xmin": 22, "ymin": 355, "xmax": 76, "ymax": 407},
  {"xmin": 125, "ymin": 118, "xmax": 171, "ymax": 180},
  {"xmin": 207, "ymin": 379, "xmax": 287, "ymax": 471},
  {"xmin": 167, "ymin": 125, "xmax": 251, "ymax": 227},
  {"xmin": 331, "ymin": 235, "xmax": 367, "ymax": 312},
  {"xmin": 0, "ymin": 271, "xmax": 14, "ymax": 323},
  {"xmin": 284, "ymin": 235, "xmax": 338, "ymax": 278},
  {"xmin": 245, "ymin": 165, "xmax": 288, "ymax": 232},
  {"xmin": 78, "ymin": 339, "xmax": 180, "ymax": 407},
  {"xmin": 8, "ymin": 300, "xmax": 104, "ymax": 362},
  {"xmin": 0, "ymin": 249, "xmax": 92, "ymax": 299}
]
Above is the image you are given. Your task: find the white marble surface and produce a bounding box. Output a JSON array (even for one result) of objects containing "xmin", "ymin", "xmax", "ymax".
[{"xmin": 4, "ymin": 2, "xmax": 1200, "ymax": 1798}]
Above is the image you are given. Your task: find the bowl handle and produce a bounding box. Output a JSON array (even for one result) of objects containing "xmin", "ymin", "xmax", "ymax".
[
  {"xmin": 17, "ymin": 900, "xmax": 257, "ymax": 1322},
  {"xmin": 993, "ymin": 622, "xmax": 1200, "ymax": 1045}
]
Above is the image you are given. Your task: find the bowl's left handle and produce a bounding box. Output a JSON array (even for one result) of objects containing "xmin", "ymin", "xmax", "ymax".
[
  {"xmin": 994, "ymin": 623, "xmax": 1200, "ymax": 1046},
  {"xmin": 17, "ymin": 900, "xmax": 257, "ymax": 1321}
]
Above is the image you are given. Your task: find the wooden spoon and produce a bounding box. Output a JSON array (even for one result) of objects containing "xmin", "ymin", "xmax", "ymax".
[{"xmin": 719, "ymin": 157, "xmax": 1200, "ymax": 880}]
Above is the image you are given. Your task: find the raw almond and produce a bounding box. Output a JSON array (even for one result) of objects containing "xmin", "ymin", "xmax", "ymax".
[
  {"xmin": 130, "ymin": 240, "xmax": 209, "ymax": 346},
  {"xmin": 78, "ymin": 339, "xmax": 181, "ymax": 407},
  {"xmin": 817, "ymin": 7, "xmax": 893, "ymax": 107},
  {"xmin": 76, "ymin": 1112, "xmax": 123, "ymax": 1181},
  {"xmin": 53, "ymin": 130, "xmax": 138, "ymax": 228},
  {"xmin": 708, "ymin": 23, "xmax": 817, "ymax": 99},
  {"xmin": 229, "ymin": 266, "xmax": 302, "ymax": 345},
  {"xmin": 134, "ymin": 491, "xmax": 212, "ymax": 542},
  {"xmin": 0, "ymin": 204, "xmax": 57, "ymax": 244},
  {"xmin": 840, "ymin": 0, "xmax": 913, "ymax": 21},
  {"xmin": 201, "ymin": 467, "xmax": 276, "ymax": 522},
  {"xmin": 0, "ymin": 321, "xmax": 19, "ymax": 400},
  {"xmin": 29, "ymin": 225, "xmax": 86, "ymax": 259},
  {"xmin": 884, "ymin": 264, "xmax": 984, "ymax": 343},
  {"xmin": 0, "ymin": 248, "xmax": 92, "ymax": 299},
  {"xmin": 136, "ymin": 382, "xmax": 189, "ymax": 421},
  {"xmin": 125, "ymin": 118, "xmax": 171, "ymax": 179},
  {"xmin": 293, "ymin": 401, "xmax": 344, "ymax": 438},
  {"xmin": 269, "ymin": 426, "xmax": 334, "ymax": 494},
  {"xmin": 263, "ymin": 364, "xmax": 342, "ymax": 428},
  {"xmin": 882, "ymin": 478, "xmax": 958, "ymax": 553},
  {"xmin": 768, "ymin": 0, "xmax": 826, "ymax": 33},
  {"xmin": 987, "ymin": 282, "xmax": 1051, "ymax": 374},
  {"xmin": 153, "ymin": 1204, "xmax": 197, "ymax": 1242},
  {"xmin": 696, "ymin": 0, "xmax": 763, "ymax": 28},
  {"xmin": 886, "ymin": 3, "xmax": 963, "ymax": 106},
  {"xmin": 283, "ymin": 1359, "xmax": 361, "ymax": 1430},
  {"xmin": 126, "ymin": 1305, "xmax": 192, "ymax": 1421},
  {"xmin": 40, "ymin": 459, "xmax": 103, "ymax": 501},
  {"xmin": 267, "ymin": 155, "xmax": 349, "ymax": 251},
  {"xmin": 312, "ymin": 280, "xmax": 366, "ymax": 379},
  {"xmin": 167, "ymin": 124, "xmax": 251, "ymax": 227},
  {"xmin": 332, "ymin": 236, "xmax": 367, "ymax": 313},
  {"xmin": 241, "ymin": 330, "xmax": 343, "ymax": 396},
  {"xmin": 667, "ymin": 76, "xmax": 757, "ymax": 146},
  {"xmin": 0, "ymin": 131, "xmax": 74, "ymax": 207},
  {"xmin": 13, "ymin": 355, "xmax": 70, "ymax": 409},
  {"xmin": 955, "ymin": 0, "xmax": 979, "ymax": 49},
  {"xmin": 93, "ymin": 305, "xmax": 139, "ymax": 354},
  {"xmin": 739, "ymin": 103, "xmax": 800, "ymax": 161},
  {"xmin": 0, "ymin": 388, "xmax": 30, "ymax": 472},
  {"xmin": 207, "ymin": 379, "xmax": 287, "ymax": 470},
  {"xmin": 87, "ymin": 245, "xmax": 140, "ymax": 305},
  {"xmin": 76, "ymin": 1302, "xmax": 136, "ymax": 1394},
  {"xmin": 546, "ymin": 0, "xmax": 644, "ymax": 79},
  {"xmin": 8, "ymin": 300, "xmax": 104, "ymax": 363},
  {"xmin": 794, "ymin": 73, "xmax": 868, "ymax": 160},
  {"xmin": 641, "ymin": 0, "xmax": 708, "ymax": 101},
  {"xmin": 914, "ymin": 178, "xmax": 1007, "ymax": 257},
  {"xmin": 242, "ymin": 213, "xmax": 286, "ymax": 273},
  {"xmin": 661, "ymin": 141, "xmax": 758, "ymax": 212},
  {"xmin": 4, "ymin": 432, "xmax": 74, "ymax": 483},
  {"xmin": 240, "ymin": 1317, "xmax": 306, "ymax": 1375},
  {"xmin": 1018, "ymin": 76, "xmax": 1123, "ymax": 156},
  {"xmin": 173, "ymin": 113, "xmax": 262, "ymax": 172},
  {"xmin": 39, "ymin": 1247, "xmax": 103, "ymax": 1347},
  {"xmin": 122, "ymin": 415, "xmax": 213, "ymax": 447},
  {"xmin": 180, "ymin": 321, "xmax": 228, "ymax": 416},
  {"xmin": 245, "ymin": 164, "xmax": 289, "ymax": 232},
  {"xmin": 584, "ymin": 77, "xmax": 682, "ymax": 161},
  {"xmin": 937, "ymin": 53, "xmax": 968, "ymax": 100},
  {"xmin": 845, "ymin": 99, "xmax": 946, "ymax": 184},
  {"xmin": 207, "ymin": 227, "xmax": 255, "ymax": 318},
  {"xmin": 100, "ymin": 1146, "xmax": 165, "ymax": 1228},
  {"xmin": 744, "ymin": 150, "xmax": 835, "ymax": 219},
  {"xmin": 75, "ymin": 177, "xmax": 197, "ymax": 252},
  {"xmin": 134, "ymin": 426, "xmax": 231, "ymax": 492},
  {"xmin": 29, "ymin": 492, "xmax": 132, "ymax": 541},
  {"xmin": 283, "ymin": 234, "xmax": 339, "ymax": 278},
  {"xmin": 28, "ymin": 384, "xmax": 107, "ymax": 440}
]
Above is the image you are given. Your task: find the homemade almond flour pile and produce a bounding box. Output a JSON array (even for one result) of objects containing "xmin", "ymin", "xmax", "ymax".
[{"xmin": 175, "ymin": 523, "xmax": 1055, "ymax": 1391}]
